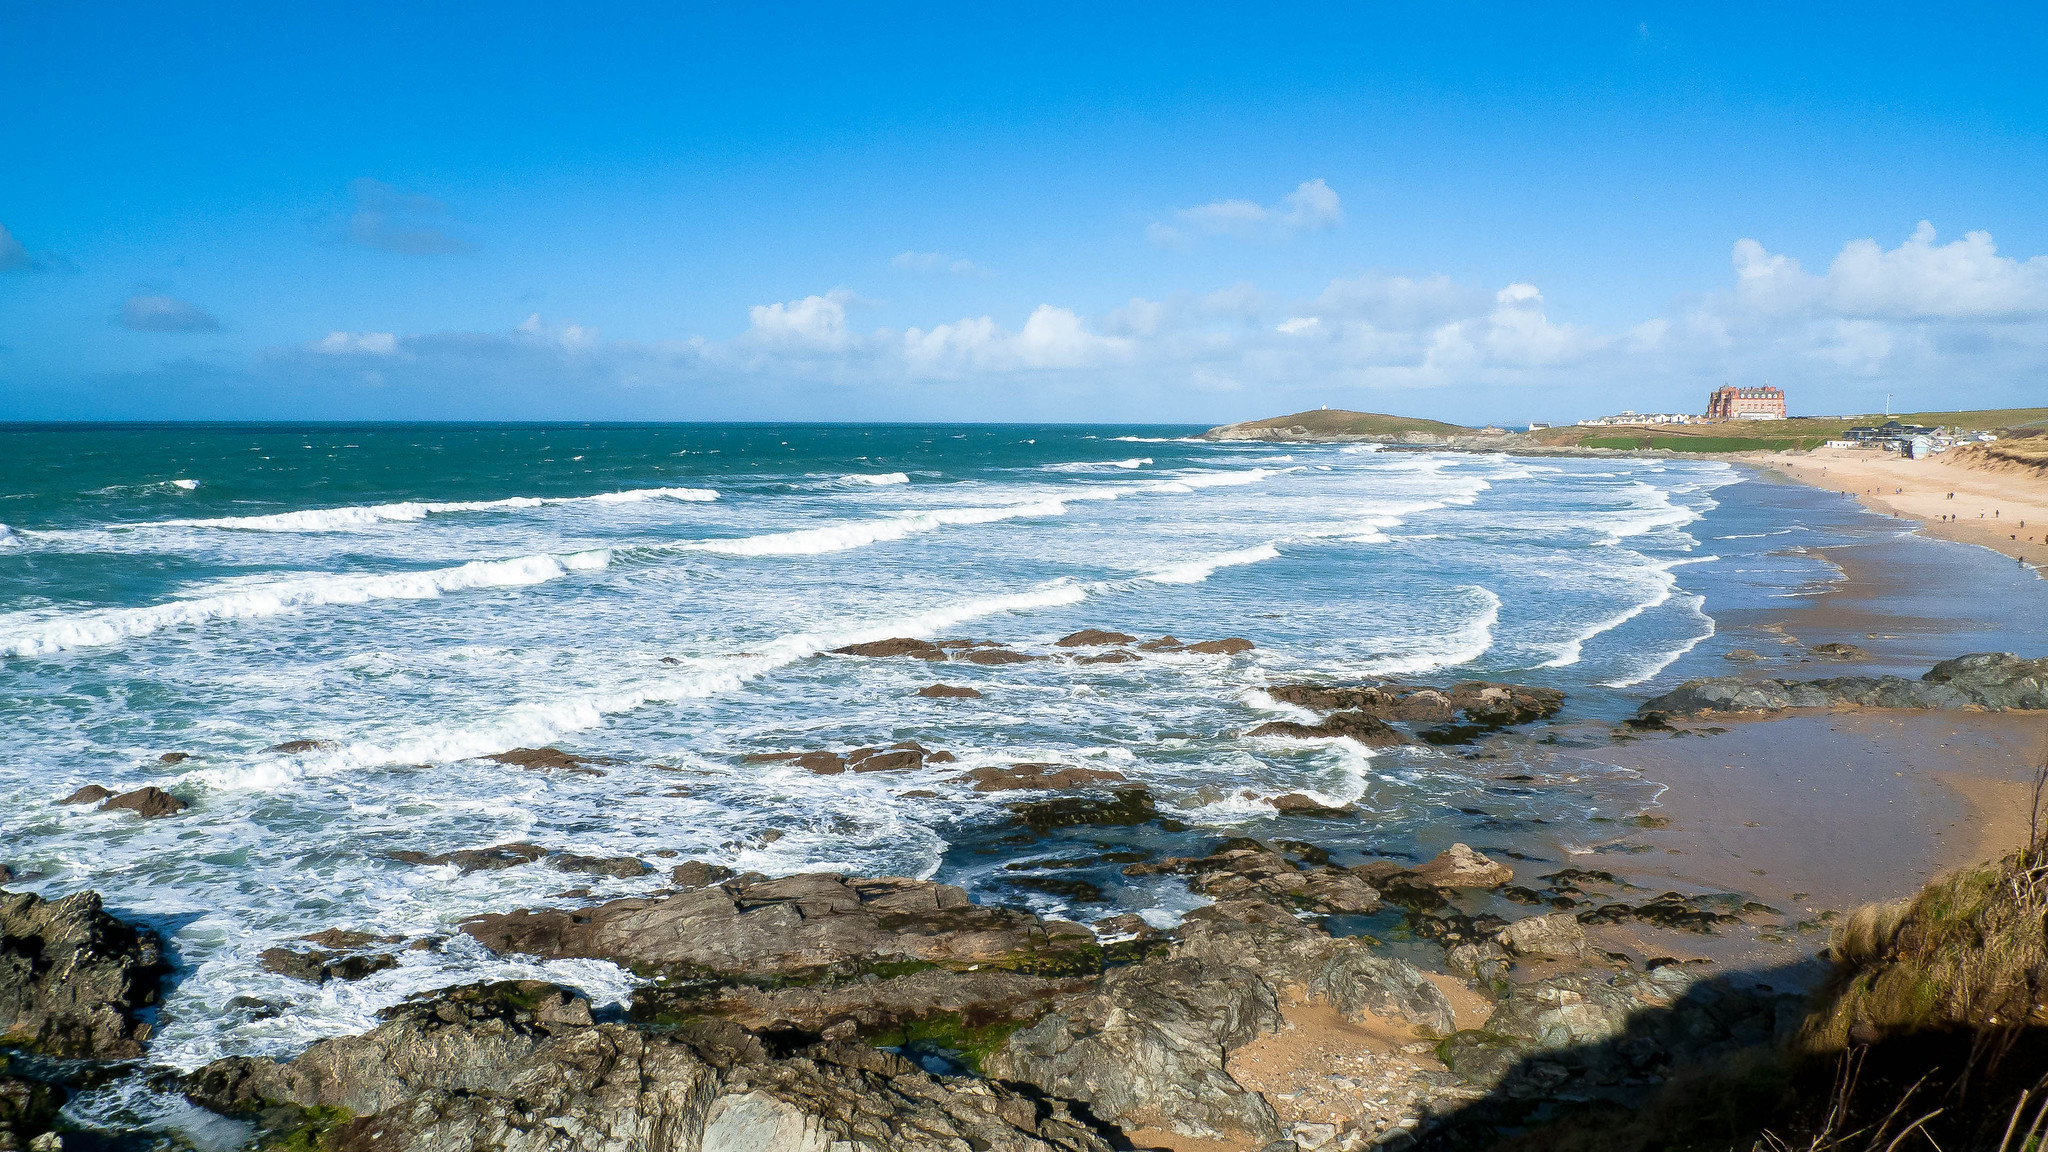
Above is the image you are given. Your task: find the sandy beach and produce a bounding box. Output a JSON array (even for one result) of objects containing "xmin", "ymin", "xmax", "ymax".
[{"xmin": 1755, "ymin": 444, "xmax": 2048, "ymax": 570}]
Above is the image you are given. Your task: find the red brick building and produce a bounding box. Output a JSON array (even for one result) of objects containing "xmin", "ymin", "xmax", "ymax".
[{"xmin": 1705, "ymin": 384, "xmax": 1786, "ymax": 420}]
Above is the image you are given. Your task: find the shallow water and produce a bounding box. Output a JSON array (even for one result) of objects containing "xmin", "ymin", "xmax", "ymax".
[{"xmin": 1, "ymin": 422, "xmax": 2017, "ymax": 1139}]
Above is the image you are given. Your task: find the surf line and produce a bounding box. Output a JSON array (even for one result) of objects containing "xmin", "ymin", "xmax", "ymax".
[{"xmin": 186, "ymin": 541, "xmax": 1295, "ymax": 790}]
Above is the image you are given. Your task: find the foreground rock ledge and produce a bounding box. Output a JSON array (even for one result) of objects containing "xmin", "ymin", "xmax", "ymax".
[
  {"xmin": 186, "ymin": 980, "xmax": 1117, "ymax": 1152},
  {"xmin": 462, "ymin": 872, "xmax": 1102, "ymax": 981}
]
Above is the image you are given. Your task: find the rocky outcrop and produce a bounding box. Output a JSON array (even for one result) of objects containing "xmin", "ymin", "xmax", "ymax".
[
  {"xmin": 1055, "ymin": 630, "xmax": 1134, "ymax": 647},
  {"xmin": 187, "ymin": 981, "xmax": 1115, "ymax": 1152},
  {"xmin": 0, "ymin": 889, "xmax": 167, "ymax": 1058},
  {"xmin": 387, "ymin": 842, "xmax": 646, "ymax": 878},
  {"xmin": 987, "ymin": 956, "xmax": 1284, "ymax": 1144},
  {"xmin": 59, "ymin": 785, "xmax": 188, "ymax": 818},
  {"xmin": 1246, "ymin": 711, "xmax": 1408, "ymax": 745},
  {"xmin": 1262, "ymin": 680, "xmax": 1565, "ymax": 744},
  {"xmin": 1008, "ymin": 788, "xmax": 1163, "ymax": 833},
  {"xmin": 1123, "ymin": 839, "xmax": 1381, "ymax": 914},
  {"xmin": 745, "ymin": 742, "xmax": 956, "ymax": 775},
  {"xmin": 483, "ymin": 747, "xmax": 612, "ymax": 776},
  {"xmin": 1436, "ymin": 965, "xmax": 1799, "ymax": 1101},
  {"xmin": 831, "ymin": 637, "xmax": 948, "ymax": 660},
  {"xmin": 1640, "ymin": 652, "xmax": 2048, "ymax": 716},
  {"xmin": 916, "ymin": 683, "xmax": 981, "ymax": 699},
  {"xmin": 960, "ymin": 763, "xmax": 1127, "ymax": 792},
  {"xmin": 462, "ymin": 873, "xmax": 1102, "ymax": 982},
  {"xmin": 1410, "ymin": 844, "xmax": 1513, "ymax": 889}
]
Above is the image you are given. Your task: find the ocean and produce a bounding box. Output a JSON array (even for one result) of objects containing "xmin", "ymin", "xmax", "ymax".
[{"xmin": 1, "ymin": 421, "xmax": 2036, "ymax": 1138}]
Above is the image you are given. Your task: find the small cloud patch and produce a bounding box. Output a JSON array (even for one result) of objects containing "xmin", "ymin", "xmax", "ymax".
[{"xmin": 120, "ymin": 295, "xmax": 220, "ymax": 332}]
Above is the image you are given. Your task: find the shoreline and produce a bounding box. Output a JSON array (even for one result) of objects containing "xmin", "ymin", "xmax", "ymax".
[{"xmin": 1747, "ymin": 445, "xmax": 2047, "ymax": 569}]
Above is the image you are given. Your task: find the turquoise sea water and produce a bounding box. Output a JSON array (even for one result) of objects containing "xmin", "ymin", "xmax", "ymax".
[{"xmin": 2, "ymin": 422, "xmax": 2040, "ymax": 1139}]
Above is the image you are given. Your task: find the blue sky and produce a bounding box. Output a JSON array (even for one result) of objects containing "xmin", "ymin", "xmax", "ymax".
[{"xmin": 3, "ymin": 2, "xmax": 2045, "ymax": 424}]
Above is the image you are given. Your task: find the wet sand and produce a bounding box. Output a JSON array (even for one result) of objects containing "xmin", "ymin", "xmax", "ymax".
[
  {"xmin": 1589, "ymin": 711, "xmax": 2045, "ymax": 917},
  {"xmin": 1754, "ymin": 446, "xmax": 2047, "ymax": 570}
]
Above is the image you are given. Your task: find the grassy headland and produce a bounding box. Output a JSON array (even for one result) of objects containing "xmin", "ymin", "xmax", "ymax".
[{"xmin": 1203, "ymin": 407, "xmax": 2048, "ymax": 454}]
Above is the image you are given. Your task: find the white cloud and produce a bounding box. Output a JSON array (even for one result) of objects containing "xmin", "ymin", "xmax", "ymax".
[
  {"xmin": 890, "ymin": 251, "xmax": 989, "ymax": 277},
  {"xmin": 251, "ymin": 221, "xmax": 2047, "ymax": 420},
  {"xmin": 313, "ymin": 331, "xmax": 397, "ymax": 355},
  {"xmin": 1149, "ymin": 179, "xmax": 1344, "ymax": 245},
  {"xmin": 745, "ymin": 289, "xmax": 856, "ymax": 350},
  {"xmin": 120, "ymin": 295, "xmax": 220, "ymax": 332}
]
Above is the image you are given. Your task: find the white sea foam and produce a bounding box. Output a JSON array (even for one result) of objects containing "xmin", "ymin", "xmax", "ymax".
[
  {"xmin": 190, "ymin": 579, "xmax": 1095, "ymax": 789},
  {"xmin": 838, "ymin": 473, "xmax": 909, "ymax": 486},
  {"xmin": 1041, "ymin": 458, "xmax": 1151, "ymax": 472},
  {"xmin": 1537, "ymin": 556, "xmax": 1719, "ymax": 669},
  {"xmin": 135, "ymin": 487, "xmax": 718, "ymax": 534},
  {"xmin": 1141, "ymin": 543, "xmax": 1281, "ymax": 584},
  {"xmin": 1358, "ymin": 585, "xmax": 1502, "ymax": 676},
  {"xmin": 677, "ymin": 499, "xmax": 1071, "ymax": 557},
  {"xmin": 0, "ymin": 550, "xmax": 612, "ymax": 657},
  {"xmin": 1602, "ymin": 591, "xmax": 1716, "ymax": 687},
  {"xmin": 0, "ymin": 525, "xmax": 16, "ymax": 548}
]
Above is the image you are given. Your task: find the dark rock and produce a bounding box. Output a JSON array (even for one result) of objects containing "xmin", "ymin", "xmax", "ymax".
[
  {"xmin": 300, "ymin": 929, "xmax": 402, "ymax": 950},
  {"xmin": 1641, "ymin": 652, "xmax": 2048, "ymax": 716},
  {"xmin": 1180, "ymin": 637, "xmax": 1255, "ymax": 655},
  {"xmin": 958, "ymin": 648, "xmax": 1040, "ymax": 665},
  {"xmin": 999, "ymin": 876, "xmax": 1110, "ymax": 903},
  {"xmin": 58, "ymin": 785, "xmax": 112, "ymax": 806},
  {"xmin": 1009, "ymin": 788, "xmax": 1160, "ymax": 833},
  {"xmin": 1809, "ymin": 642, "xmax": 1871, "ymax": 660},
  {"xmin": 962, "ymin": 763, "xmax": 1128, "ymax": 792},
  {"xmin": 0, "ymin": 888, "xmax": 167, "ymax": 1058},
  {"xmin": 916, "ymin": 683, "xmax": 981, "ymax": 699},
  {"xmin": 463, "ymin": 873, "xmax": 1101, "ymax": 982},
  {"xmin": 553, "ymin": 853, "xmax": 652, "ymax": 878},
  {"xmin": 186, "ymin": 980, "xmax": 1114, "ymax": 1152},
  {"xmin": 751, "ymin": 742, "xmax": 945, "ymax": 776},
  {"xmin": 1723, "ymin": 648, "xmax": 1762, "ymax": 662},
  {"xmin": 0, "ymin": 1068, "xmax": 64, "ymax": 1152},
  {"xmin": 1135, "ymin": 635, "xmax": 1184, "ymax": 651},
  {"xmin": 1267, "ymin": 792, "xmax": 1357, "ymax": 817},
  {"xmin": 1124, "ymin": 839, "xmax": 1380, "ymax": 914},
  {"xmin": 157, "ymin": 751, "xmax": 192, "ymax": 764},
  {"xmin": 98, "ymin": 786, "xmax": 187, "ymax": 819},
  {"xmin": 260, "ymin": 946, "xmax": 400, "ymax": 984},
  {"xmin": 1075, "ymin": 650, "xmax": 1139, "ymax": 664},
  {"xmin": 264, "ymin": 739, "xmax": 336, "ymax": 754},
  {"xmin": 389, "ymin": 842, "xmax": 549, "ymax": 873},
  {"xmin": 1267, "ymin": 680, "xmax": 1564, "ymax": 730},
  {"xmin": 671, "ymin": 861, "xmax": 738, "ymax": 888},
  {"xmin": 1246, "ymin": 710, "xmax": 1408, "ymax": 745},
  {"xmin": 483, "ymin": 747, "xmax": 607, "ymax": 775},
  {"xmin": 1056, "ymin": 629, "xmax": 1136, "ymax": 647},
  {"xmin": 830, "ymin": 637, "xmax": 947, "ymax": 660}
]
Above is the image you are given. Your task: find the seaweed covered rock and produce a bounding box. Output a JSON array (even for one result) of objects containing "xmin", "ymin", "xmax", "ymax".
[
  {"xmin": 187, "ymin": 980, "xmax": 1114, "ymax": 1152},
  {"xmin": 0, "ymin": 889, "xmax": 167, "ymax": 1059},
  {"xmin": 462, "ymin": 873, "xmax": 1101, "ymax": 981},
  {"xmin": 1640, "ymin": 652, "xmax": 2048, "ymax": 717}
]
